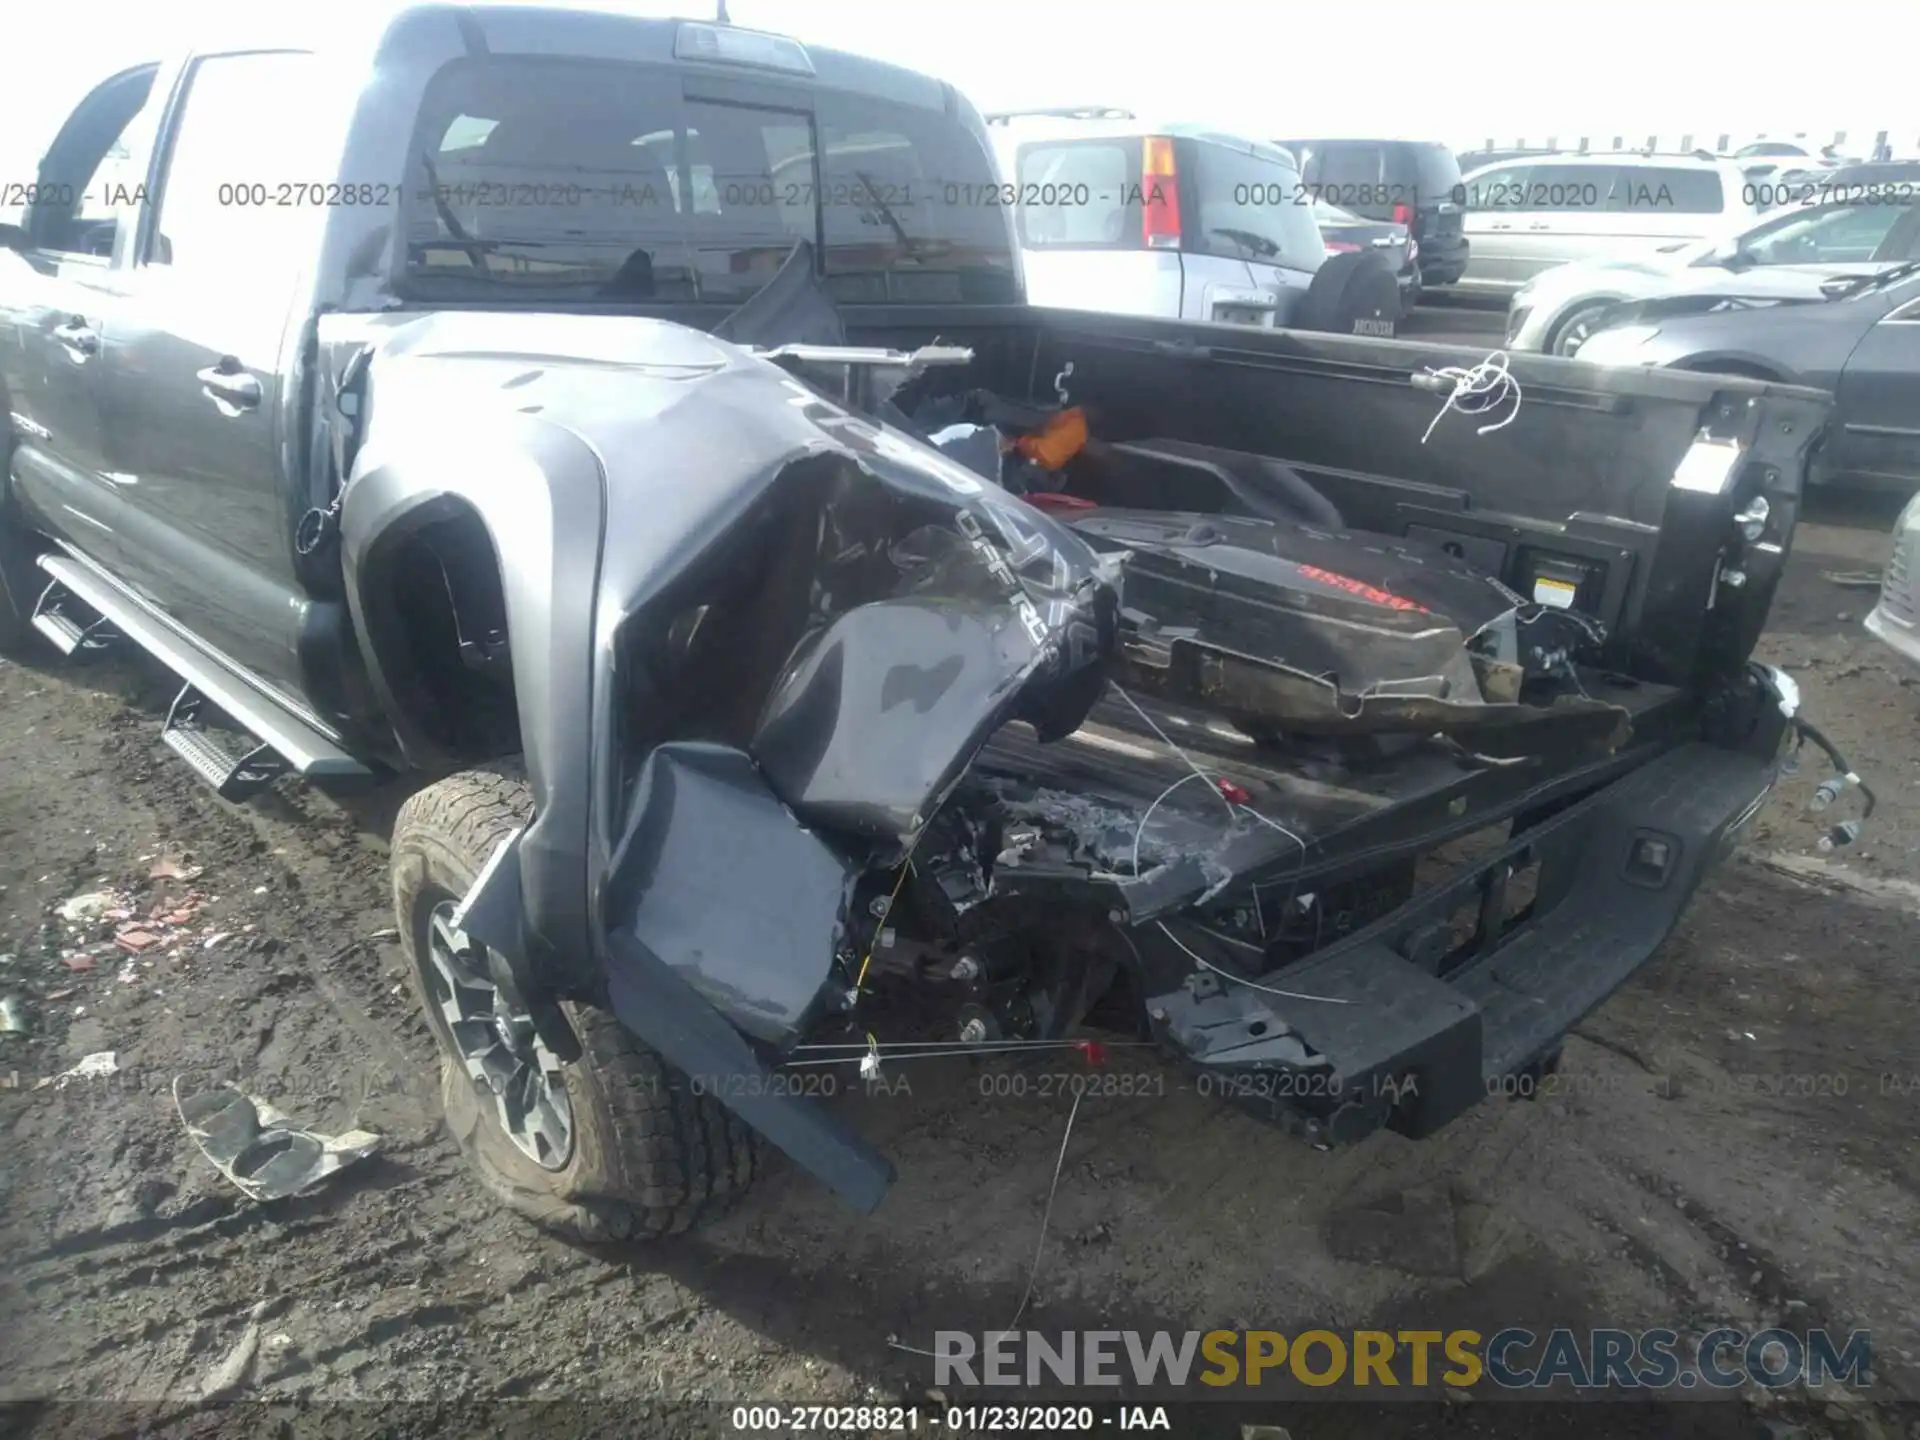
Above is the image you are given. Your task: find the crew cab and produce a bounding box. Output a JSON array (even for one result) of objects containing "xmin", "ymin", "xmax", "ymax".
[{"xmin": 0, "ymin": 7, "xmax": 1843, "ymax": 1243}]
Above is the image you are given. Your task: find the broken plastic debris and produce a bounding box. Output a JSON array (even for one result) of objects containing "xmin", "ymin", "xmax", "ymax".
[
  {"xmin": 148, "ymin": 857, "xmax": 204, "ymax": 882},
  {"xmin": 1822, "ymin": 569, "xmax": 1882, "ymax": 590},
  {"xmin": 202, "ymin": 933, "xmax": 232, "ymax": 951},
  {"xmin": 0, "ymin": 997, "xmax": 27, "ymax": 1034},
  {"xmin": 57, "ymin": 891, "xmax": 117, "ymax": 922},
  {"xmin": 174, "ymin": 1079, "xmax": 382, "ymax": 1203},
  {"xmin": 61, "ymin": 952, "xmax": 97, "ymax": 972},
  {"xmin": 115, "ymin": 929, "xmax": 162, "ymax": 955},
  {"xmin": 55, "ymin": 1051, "xmax": 119, "ymax": 1087}
]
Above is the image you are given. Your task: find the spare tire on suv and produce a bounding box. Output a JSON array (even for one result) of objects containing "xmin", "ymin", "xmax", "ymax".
[{"xmin": 1296, "ymin": 249, "xmax": 1401, "ymax": 338}]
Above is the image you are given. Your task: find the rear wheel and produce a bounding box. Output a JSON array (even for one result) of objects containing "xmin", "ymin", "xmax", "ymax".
[{"xmin": 392, "ymin": 763, "xmax": 760, "ymax": 1241}]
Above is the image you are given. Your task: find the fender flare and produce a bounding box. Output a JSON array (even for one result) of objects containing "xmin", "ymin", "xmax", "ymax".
[{"xmin": 339, "ymin": 414, "xmax": 606, "ymax": 992}]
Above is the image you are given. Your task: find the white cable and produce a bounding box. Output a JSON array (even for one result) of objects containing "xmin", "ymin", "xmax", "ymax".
[
  {"xmin": 1153, "ymin": 920, "xmax": 1353, "ymax": 1005},
  {"xmin": 1420, "ymin": 349, "xmax": 1523, "ymax": 444},
  {"xmin": 1128, "ymin": 769, "xmax": 1215, "ymax": 879},
  {"xmin": 1009, "ymin": 1085, "xmax": 1084, "ymax": 1330},
  {"xmin": 1112, "ymin": 686, "xmax": 1237, "ymax": 820}
]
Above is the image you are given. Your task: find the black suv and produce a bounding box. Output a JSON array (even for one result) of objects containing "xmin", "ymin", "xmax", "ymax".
[{"xmin": 1278, "ymin": 138, "xmax": 1469, "ymax": 287}]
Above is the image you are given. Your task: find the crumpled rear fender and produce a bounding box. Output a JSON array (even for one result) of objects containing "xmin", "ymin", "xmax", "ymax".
[{"xmin": 338, "ymin": 310, "xmax": 1120, "ymax": 1213}]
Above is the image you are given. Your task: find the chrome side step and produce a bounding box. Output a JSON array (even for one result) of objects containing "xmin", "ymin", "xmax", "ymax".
[
  {"xmin": 30, "ymin": 578, "xmax": 119, "ymax": 656},
  {"xmin": 35, "ymin": 551, "xmax": 371, "ymax": 795},
  {"xmin": 161, "ymin": 684, "xmax": 290, "ymax": 801}
]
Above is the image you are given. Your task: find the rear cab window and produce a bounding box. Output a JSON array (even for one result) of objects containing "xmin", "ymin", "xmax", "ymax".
[{"xmin": 401, "ymin": 53, "xmax": 1019, "ymax": 305}]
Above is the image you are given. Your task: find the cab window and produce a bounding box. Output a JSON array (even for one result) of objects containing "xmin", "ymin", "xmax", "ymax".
[
  {"xmin": 1740, "ymin": 203, "xmax": 1911, "ymax": 264},
  {"xmin": 19, "ymin": 65, "xmax": 160, "ymax": 258}
]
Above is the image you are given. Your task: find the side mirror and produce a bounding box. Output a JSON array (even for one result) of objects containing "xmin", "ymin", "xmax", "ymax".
[{"xmin": 0, "ymin": 223, "xmax": 29, "ymax": 254}]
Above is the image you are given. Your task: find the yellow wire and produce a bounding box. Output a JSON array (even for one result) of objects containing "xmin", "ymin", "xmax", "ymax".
[{"xmin": 854, "ymin": 861, "xmax": 914, "ymax": 994}]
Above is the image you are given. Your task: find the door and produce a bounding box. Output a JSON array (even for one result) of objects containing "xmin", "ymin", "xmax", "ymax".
[
  {"xmin": 1, "ymin": 66, "xmax": 162, "ymax": 565},
  {"xmin": 1831, "ymin": 286, "xmax": 1920, "ymax": 491},
  {"xmin": 1185, "ymin": 139, "xmax": 1321, "ymax": 327},
  {"xmin": 1588, "ymin": 164, "xmax": 1736, "ymax": 263},
  {"xmin": 1458, "ymin": 160, "xmax": 1541, "ymax": 291},
  {"xmin": 94, "ymin": 50, "xmax": 327, "ymax": 690},
  {"xmin": 1495, "ymin": 162, "xmax": 1620, "ymax": 282},
  {"xmin": 1007, "ymin": 135, "xmax": 1189, "ymax": 319},
  {"xmin": 1731, "ymin": 200, "xmax": 1920, "ymax": 280}
]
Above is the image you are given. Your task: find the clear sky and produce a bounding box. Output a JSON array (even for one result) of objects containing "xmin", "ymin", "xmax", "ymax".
[{"xmin": 2, "ymin": 0, "xmax": 1909, "ymax": 192}]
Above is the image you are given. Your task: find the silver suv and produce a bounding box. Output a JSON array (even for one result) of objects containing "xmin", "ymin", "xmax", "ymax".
[{"xmin": 987, "ymin": 110, "xmax": 1325, "ymax": 327}]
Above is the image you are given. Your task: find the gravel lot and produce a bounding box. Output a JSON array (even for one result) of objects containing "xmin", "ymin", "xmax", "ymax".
[{"xmin": 2, "ymin": 453, "xmax": 1917, "ymax": 1437}]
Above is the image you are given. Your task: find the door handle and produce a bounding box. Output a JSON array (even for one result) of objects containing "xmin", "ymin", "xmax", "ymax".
[
  {"xmin": 56, "ymin": 317, "xmax": 99, "ymax": 360},
  {"xmin": 197, "ymin": 360, "xmax": 263, "ymax": 415}
]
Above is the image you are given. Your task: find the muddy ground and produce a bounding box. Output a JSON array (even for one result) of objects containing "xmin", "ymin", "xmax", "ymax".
[{"xmin": 3, "ymin": 493, "xmax": 1918, "ymax": 1440}]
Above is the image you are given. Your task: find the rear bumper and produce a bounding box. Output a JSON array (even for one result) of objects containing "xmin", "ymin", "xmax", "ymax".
[
  {"xmin": 1415, "ymin": 233, "xmax": 1468, "ymax": 282},
  {"xmin": 1147, "ymin": 739, "xmax": 1780, "ymax": 1146}
]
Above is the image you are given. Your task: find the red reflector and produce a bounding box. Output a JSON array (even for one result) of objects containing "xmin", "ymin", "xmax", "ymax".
[
  {"xmin": 1391, "ymin": 202, "xmax": 1413, "ymax": 226},
  {"xmin": 1299, "ymin": 564, "xmax": 1430, "ymax": 613},
  {"xmin": 1217, "ymin": 779, "xmax": 1252, "ymax": 805},
  {"xmin": 1141, "ymin": 135, "xmax": 1181, "ymax": 249},
  {"xmin": 1324, "ymin": 239, "xmax": 1361, "ymax": 253},
  {"xmin": 1075, "ymin": 1039, "xmax": 1108, "ymax": 1067}
]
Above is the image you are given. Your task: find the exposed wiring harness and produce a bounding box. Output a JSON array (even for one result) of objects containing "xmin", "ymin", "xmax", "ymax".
[
  {"xmin": 1416, "ymin": 349, "xmax": 1524, "ymax": 444},
  {"xmin": 1791, "ymin": 717, "xmax": 1876, "ymax": 851}
]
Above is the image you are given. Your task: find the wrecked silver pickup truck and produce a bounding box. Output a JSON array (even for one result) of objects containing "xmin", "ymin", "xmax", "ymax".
[{"xmin": 0, "ymin": 8, "xmax": 1859, "ymax": 1242}]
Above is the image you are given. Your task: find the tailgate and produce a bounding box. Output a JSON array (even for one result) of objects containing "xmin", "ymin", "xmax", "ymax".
[
  {"xmin": 1022, "ymin": 313, "xmax": 1832, "ymax": 689},
  {"xmin": 1423, "ymin": 197, "xmax": 1464, "ymax": 244}
]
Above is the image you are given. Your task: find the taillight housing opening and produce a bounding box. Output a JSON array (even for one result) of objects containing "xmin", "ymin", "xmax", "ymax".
[{"xmin": 1141, "ymin": 136, "xmax": 1182, "ymax": 249}]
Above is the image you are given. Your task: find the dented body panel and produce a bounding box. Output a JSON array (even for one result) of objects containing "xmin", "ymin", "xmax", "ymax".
[
  {"xmin": 329, "ymin": 303, "xmax": 1820, "ymax": 1206},
  {"xmin": 0, "ymin": 2, "xmax": 1852, "ymax": 1219}
]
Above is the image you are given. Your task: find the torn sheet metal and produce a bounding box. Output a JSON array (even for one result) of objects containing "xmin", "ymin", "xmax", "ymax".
[{"xmin": 174, "ymin": 1079, "xmax": 381, "ymax": 1202}]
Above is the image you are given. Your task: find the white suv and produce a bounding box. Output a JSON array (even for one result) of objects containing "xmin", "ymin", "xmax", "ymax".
[
  {"xmin": 1455, "ymin": 153, "xmax": 1761, "ymax": 297},
  {"xmin": 985, "ymin": 110, "xmax": 1326, "ymax": 327}
]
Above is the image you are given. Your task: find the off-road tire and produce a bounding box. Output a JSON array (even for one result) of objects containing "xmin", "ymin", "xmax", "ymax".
[{"xmin": 392, "ymin": 762, "xmax": 760, "ymax": 1241}]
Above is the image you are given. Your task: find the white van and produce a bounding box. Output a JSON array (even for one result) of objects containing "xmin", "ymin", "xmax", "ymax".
[
  {"xmin": 985, "ymin": 109, "xmax": 1326, "ymax": 327},
  {"xmin": 1456, "ymin": 152, "xmax": 1763, "ymax": 297}
]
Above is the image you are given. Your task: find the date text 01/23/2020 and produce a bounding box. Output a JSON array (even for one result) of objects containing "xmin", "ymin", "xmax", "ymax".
[{"xmin": 728, "ymin": 1404, "xmax": 1174, "ymax": 1432}]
